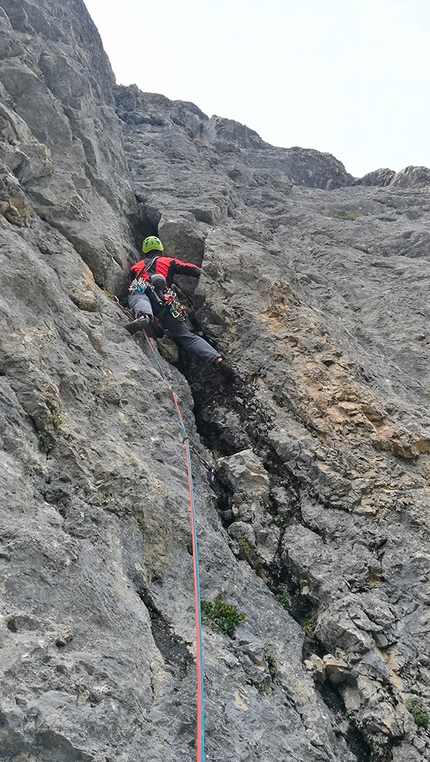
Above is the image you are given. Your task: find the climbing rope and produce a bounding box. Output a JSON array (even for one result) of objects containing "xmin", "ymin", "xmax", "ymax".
[
  {"xmin": 140, "ymin": 330, "xmax": 206, "ymax": 762},
  {"xmin": 104, "ymin": 289, "xmax": 206, "ymax": 760}
]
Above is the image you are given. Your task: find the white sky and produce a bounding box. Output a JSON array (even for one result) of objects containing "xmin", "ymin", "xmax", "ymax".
[{"xmin": 83, "ymin": 0, "xmax": 430, "ymax": 178}]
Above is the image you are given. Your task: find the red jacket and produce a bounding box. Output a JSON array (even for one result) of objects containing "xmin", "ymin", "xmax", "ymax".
[{"xmin": 129, "ymin": 255, "xmax": 201, "ymax": 287}]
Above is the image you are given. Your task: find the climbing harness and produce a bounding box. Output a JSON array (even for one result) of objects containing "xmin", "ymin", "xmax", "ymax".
[
  {"xmin": 128, "ymin": 278, "xmax": 187, "ymax": 320},
  {"xmin": 105, "ymin": 289, "xmax": 206, "ymax": 761}
]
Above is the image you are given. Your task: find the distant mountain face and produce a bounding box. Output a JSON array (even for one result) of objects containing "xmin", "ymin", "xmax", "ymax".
[{"xmin": 1, "ymin": 3, "xmax": 430, "ymax": 762}]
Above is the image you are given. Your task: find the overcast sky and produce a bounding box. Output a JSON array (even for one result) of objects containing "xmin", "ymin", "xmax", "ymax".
[{"xmin": 83, "ymin": 0, "xmax": 430, "ymax": 178}]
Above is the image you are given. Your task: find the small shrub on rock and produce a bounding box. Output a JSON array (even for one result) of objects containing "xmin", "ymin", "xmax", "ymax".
[
  {"xmin": 201, "ymin": 592, "xmax": 245, "ymax": 637},
  {"xmin": 275, "ymin": 592, "xmax": 291, "ymax": 610},
  {"xmin": 38, "ymin": 433, "xmax": 54, "ymax": 453},
  {"xmin": 406, "ymin": 697, "xmax": 429, "ymax": 727}
]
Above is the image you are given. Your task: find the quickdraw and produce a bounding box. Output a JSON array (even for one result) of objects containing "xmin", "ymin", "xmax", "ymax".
[
  {"xmin": 128, "ymin": 277, "xmax": 148, "ymax": 294},
  {"xmin": 162, "ymin": 287, "xmax": 187, "ymax": 319}
]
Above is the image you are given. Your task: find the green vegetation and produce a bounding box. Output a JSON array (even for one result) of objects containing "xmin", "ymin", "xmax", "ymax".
[
  {"xmin": 38, "ymin": 410, "xmax": 66, "ymax": 453},
  {"xmin": 201, "ymin": 592, "xmax": 245, "ymax": 638},
  {"xmin": 263, "ymin": 644, "xmax": 277, "ymax": 678},
  {"xmin": 238, "ymin": 537, "xmax": 261, "ymax": 567},
  {"xmin": 275, "ymin": 592, "xmax": 291, "ymax": 611},
  {"xmin": 406, "ymin": 697, "xmax": 429, "ymax": 727},
  {"xmin": 238, "ymin": 537, "xmax": 253, "ymax": 555},
  {"xmin": 38, "ymin": 433, "xmax": 54, "ymax": 453},
  {"xmin": 274, "ymin": 514, "xmax": 283, "ymax": 524},
  {"xmin": 327, "ymin": 210, "xmax": 361, "ymax": 221},
  {"xmin": 300, "ymin": 613, "xmax": 318, "ymax": 635},
  {"xmin": 51, "ymin": 410, "xmax": 67, "ymax": 429}
]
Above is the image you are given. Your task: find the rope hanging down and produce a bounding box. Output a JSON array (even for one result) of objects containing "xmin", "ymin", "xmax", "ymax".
[
  {"xmin": 105, "ymin": 290, "xmax": 205, "ymax": 760},
  {"xmin": 141, "ymin": 329, "xmax": 206, "ymax": 762}
]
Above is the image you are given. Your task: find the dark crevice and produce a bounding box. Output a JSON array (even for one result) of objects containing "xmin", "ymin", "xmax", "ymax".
[
  {"xmin": 131, "ymin": 205, "xmax": 158, "ymax": 252},
  {"xmin": 266, "ymin": 561, "xmax": 325, "ymax": 659},
  {"xmin": 318, "ymin": 683, "xmax": 373, "ymax": 762},
  {"xmin": 6, "ymin": 618, "xmax": 18, "ymax": 633},
  {"xmin": 138, "ymin": 587, "xmax": 193, "ymax": 678},
  {"xmin": 208, "ymin": 464, "xmax": 235, "ymax": 528}
]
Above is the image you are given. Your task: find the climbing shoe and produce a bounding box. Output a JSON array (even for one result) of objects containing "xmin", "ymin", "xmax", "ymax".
[
  {"xmin": 125, "ymin": 314, "xmax": 151, "ymax": 335},
  {"xmin": 215, "ymin": 358, "xmax": 234, "ymax": 382}
]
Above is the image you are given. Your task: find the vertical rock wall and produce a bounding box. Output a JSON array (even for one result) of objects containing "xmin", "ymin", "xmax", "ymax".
[
  {"xmin": 117, "ymin": 88, "xmax": 430, "ymax": 762},
  {"xmin": 0, "ymin": 0, "xmax": 136, "ymax": 292},
  {"xmin": 1, "ymin": 2, "xmax": 430, "ymax": 762}
]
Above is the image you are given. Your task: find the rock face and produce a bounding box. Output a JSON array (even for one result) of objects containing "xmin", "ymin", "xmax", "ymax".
[
  {"xmin": 1, "ymin": 3, "xmax": 430, "ymax": 762},
  {"xmin": 0, "ymin": 0, "xmax": 136, "ymax": 292}
]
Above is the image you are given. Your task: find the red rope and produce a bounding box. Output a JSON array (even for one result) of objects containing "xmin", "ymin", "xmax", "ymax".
[
  {"xmin": 143, "ymin": 335, "xmax": 206, "ymax": 762},
  {"xmin": 106, "ymin": 290, "xmax": 206, "ymax": 760}
]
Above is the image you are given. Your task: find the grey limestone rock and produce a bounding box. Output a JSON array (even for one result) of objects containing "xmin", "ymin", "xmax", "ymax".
[
  {"xmin": 117, "ymin": 82, "xmax": 430, "ymax": 759},
  {"xmin": 2, "ymin": 1, "xmax": 430, "ymax": 761},
  {"xmin": 356, "ymin": 168, "xmax": 396, "ymax": 186}
]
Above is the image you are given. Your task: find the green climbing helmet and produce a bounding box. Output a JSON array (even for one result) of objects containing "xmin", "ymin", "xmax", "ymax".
[{"xmin": 142, "ymin": 236, "xmax": 164, "ymax": 254}]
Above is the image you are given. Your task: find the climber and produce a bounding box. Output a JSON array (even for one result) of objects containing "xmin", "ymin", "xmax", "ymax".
[{"xmin": 126, "ymin": 235, "xmax": 233, "ymax": 381}]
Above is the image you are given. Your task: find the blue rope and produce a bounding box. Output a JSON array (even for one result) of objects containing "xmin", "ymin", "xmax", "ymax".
[
  {"xmin": 141, "ymin": 332, "xmax": 205, "ymax": 762},
  {"xmin": 184, "ymin": 436, "xmax": 205, "ymax": 761}
]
